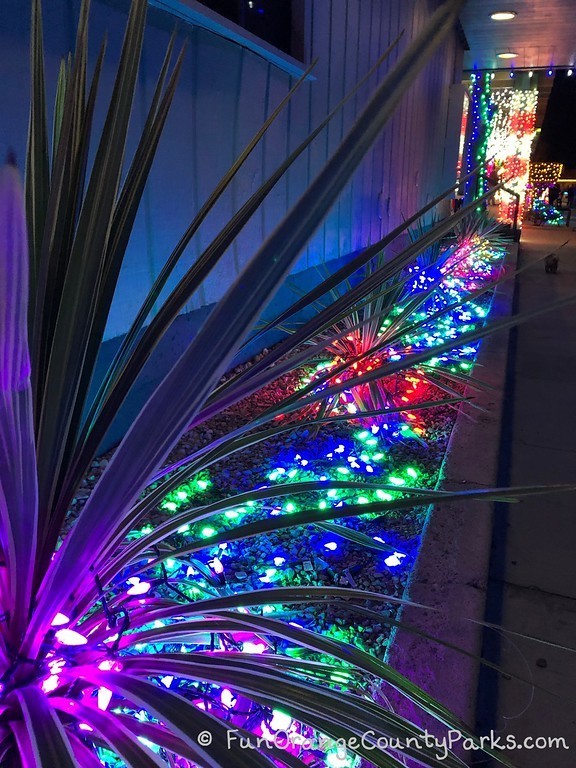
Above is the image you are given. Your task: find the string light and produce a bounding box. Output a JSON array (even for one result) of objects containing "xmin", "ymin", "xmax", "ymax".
[
  {"xmin": 465, "ymin": 72, "xmax": 494, "ymax": 199},
  {"xmin": 54, "ymin": 628, "xmax": 88, "ymax": 646},
  {"xmin": 484, "ymin": 88, "xmax": 538, "ymax": 224},
  {"xmin": 126, "ymin": 578, "xmax": 151, "ymax": 596},
  {"xmin": 97, "ymin": 687, "xmax": 113, "ymax": 711},
  {"xmin": 490, "ymin": 11, "xmax": 517, "ymax": 20},
  {"xmin": 529, "ymin": 162, "xmax": 563, "ymax": 185},
  {"xmin": 51, "ymin": 613, "xmax": 70, "ymax": 627},
  {"xmin": 531, "ymin": 199, "xmax": 565, "ymax": 225}
]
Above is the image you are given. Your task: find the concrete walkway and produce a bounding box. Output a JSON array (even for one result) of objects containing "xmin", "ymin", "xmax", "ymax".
[{"xmin": 477, "ymin": 224, "xmax": 576, "ymax": 766}]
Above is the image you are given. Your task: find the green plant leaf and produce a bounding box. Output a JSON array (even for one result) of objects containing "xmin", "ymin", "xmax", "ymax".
[
  {"xmin": 98, "ymin": 479, "xmax": 427, "ymax": 584},
  {"xmin": 51, "ymin": 58, "xmax": 69, "ymax": 169},
  {"xmin": 317, "ymin": 521, "xmax": 405, "ymax": 555}
]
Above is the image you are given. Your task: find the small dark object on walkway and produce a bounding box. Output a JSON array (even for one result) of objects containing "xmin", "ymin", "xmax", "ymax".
[{"xmin": 545, "ymin": 252, "xmax": 559, "ymax": 273}]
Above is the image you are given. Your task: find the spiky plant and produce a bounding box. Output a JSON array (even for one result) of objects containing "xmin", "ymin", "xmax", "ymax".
[
  {"xmin": 248, "ymin": 211, "xmax": 507, "ymax": 442},
  {"xmin": 1, "ymin": 0, "xmax": 556, "ymax": 766}
]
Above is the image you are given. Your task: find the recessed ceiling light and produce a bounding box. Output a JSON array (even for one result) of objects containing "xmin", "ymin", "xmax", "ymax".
[
  {"xmin": 497, "ymin": 52, "xmax": 519, "ymax": 59},
  {"xmin": 491, "ymin": 11, "xmax": 517, "ymax": 21}
]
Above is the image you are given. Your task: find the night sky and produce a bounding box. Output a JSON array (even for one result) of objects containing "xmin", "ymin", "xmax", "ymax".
[
  {"xmin": 195, "ymin": 0, "xmax": 294, "ymax": 55},
  {"xmin": 533, "ymin": 71, "xmax": 576, "ymax": 167}
]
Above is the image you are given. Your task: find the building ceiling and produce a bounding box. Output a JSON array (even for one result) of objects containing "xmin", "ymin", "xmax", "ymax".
[{"xmin": 460, "ymin": 0, "xmax": 576, "ymax": 71}]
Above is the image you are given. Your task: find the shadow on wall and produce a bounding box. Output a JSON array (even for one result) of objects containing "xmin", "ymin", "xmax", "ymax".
[{"xmin": 92, "ymin": 250, "xmax": 365, "ymax": 452}]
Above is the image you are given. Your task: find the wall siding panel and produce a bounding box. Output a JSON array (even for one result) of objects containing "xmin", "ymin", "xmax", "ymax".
[{"xmin": 339, "ymin": 0, "xmax": 360, "ymax": 260}]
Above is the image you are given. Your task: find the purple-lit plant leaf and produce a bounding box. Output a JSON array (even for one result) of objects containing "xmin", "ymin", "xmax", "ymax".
[
  {"xmin": 68, "ymin": 672, "xmax": 301, "ymax": 768},
  {"xmin": 0, "ymin": 162, "xmax": 38, "ymax": 645},
  {"xmin": 51, "ymin": 700, "xmax": 165, "ymax": 768},
  {"xmin": 0, "ymin": 163, "xmax": 32, "ymax": 394},
  {"xmin": 13, "ymin": 687, "xmax": 77, "ymax": 768},
  {"xmin": 76, "ymin": 595, "xmax": 560, "ymax": 729},
  {"xmin": 67, "ymin": 735, "xmax": 106, "ymax": 768},
  {"xmin": 81, "ymin": 664, "xmax": 470, "ymax": 768},
  {"xmin": 86, "ymin": 704, "xmax": 311, "ymax": 768}
]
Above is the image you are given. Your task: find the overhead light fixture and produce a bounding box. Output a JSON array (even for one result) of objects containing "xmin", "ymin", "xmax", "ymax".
[
  {"xmin": 509, "ymin": 71, "xmax": 515, "ymax": 78},
  {"xmin": 497, "ymin": 51, "xmax": 519, "ymax": 59},
  {"xmin": 568, "ymin": 69, "xmax": 574, "ymax": 77},
  {"xmin": 528, "ymin": 70, "xmax": 534, "ymax": 78},
  {"xmin": 490, "ymin": 11, "xmax": 517, "ymax": 21},
  {"xmin": 547, "ymin": 68, "xmax": 554, "ymax": 76}
]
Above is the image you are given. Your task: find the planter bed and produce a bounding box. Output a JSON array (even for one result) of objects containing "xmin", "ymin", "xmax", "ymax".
[{"xmin": 72, "ymin": 239, "xmax": 512, "ymax": 768}]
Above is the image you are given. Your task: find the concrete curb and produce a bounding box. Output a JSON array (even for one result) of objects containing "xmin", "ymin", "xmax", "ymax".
[{"xmin": 384, "ymin": 243, "xmax": 519, "ymax": 740}]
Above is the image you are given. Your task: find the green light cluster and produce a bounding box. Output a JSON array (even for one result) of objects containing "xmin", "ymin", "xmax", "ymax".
[
  {"xmin": 160, "ymin": 473, "xmax": 212, "ymax": 513},
  {"xmin": 261, "ymin": 432, "xmax": 422, "ymax": 522}
]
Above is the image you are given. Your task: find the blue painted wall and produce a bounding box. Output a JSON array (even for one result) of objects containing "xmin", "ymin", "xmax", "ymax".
[
  {"xmin": 0, "ymin": 0, "xmax": 464, "ymax": 448},
  {"xmin": 0, "ymin": 0, "xmax": 463, "ymax": 332}
]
